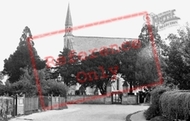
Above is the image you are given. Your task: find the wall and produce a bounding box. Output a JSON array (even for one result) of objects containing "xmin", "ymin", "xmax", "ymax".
[
  {"xmin": 0, "ymin": 96, "xmax": 13, "ymax": 118},
  {"xmin": 66, "ymin": 95, "xmax": 106, "ymax": 104}
]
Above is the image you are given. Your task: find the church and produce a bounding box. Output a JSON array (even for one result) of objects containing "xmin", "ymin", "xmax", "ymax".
[
  {"xmin": 63, "ymin": 4, "xmax": 136, "ymax": 56},
  {"xmin": 64, "ymin": 4, "xmax": 136, "ymax": 95}
]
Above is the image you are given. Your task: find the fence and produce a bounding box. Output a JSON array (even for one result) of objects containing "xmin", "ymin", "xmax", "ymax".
[
  {"xmin": 1, "ymin": 93, "xmax": 140, "ymax": 119},
  {"xmin": 0, "ymin": 95, "xmax": 67, "ymax": 120},
  {"xmin": 51, "ymin": 96, "xmax": 66, "ymax": 110},
  {"xmin": 24, "ymin": 97, "xmax": 39, "ymax": 115}
]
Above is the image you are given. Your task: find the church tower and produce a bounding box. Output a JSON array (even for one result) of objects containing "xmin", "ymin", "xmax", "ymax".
[{"xmin": 64, "ymin": 4, "xmax": 74, "ymax": 50}]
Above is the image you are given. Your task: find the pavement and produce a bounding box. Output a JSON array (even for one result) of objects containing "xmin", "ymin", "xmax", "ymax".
[
  {"xmin": 127, "ymin": 110, "xmax": 147, "ymax": 121},
  {"xmin": 9, "ymin": 104, "xmax": 149, "ymax": 121},
  {"xmin": 126, "ymin": 103, "xmax": 149, "ymax": 121}
]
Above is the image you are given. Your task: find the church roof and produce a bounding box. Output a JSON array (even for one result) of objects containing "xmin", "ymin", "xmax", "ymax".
[{"xmin": 71, "ymin": 35, "xmax": 137, "ymax": 55}]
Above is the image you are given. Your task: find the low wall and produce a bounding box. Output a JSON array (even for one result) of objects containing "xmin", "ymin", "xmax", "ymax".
[
  {"xmin": 66, "ymin": 95, "xmax": 106, "ymax": 104},
  {"xmin": 122, "ymin": 95, "xmax": 137, "ymax": 105},
  {"xmin": 83, "ymin": 95, "xmax": 106, "ymax": 104},
  {"xmin": 67, "ymin": 95, "xmax": 138, "ymax": 105}
]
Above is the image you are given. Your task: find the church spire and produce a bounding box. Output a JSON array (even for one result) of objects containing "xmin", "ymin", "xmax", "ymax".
[
  {"xmin": 65, "ymin": 3, "xmax": 72, "ymax": 26},
  {"xmin": 64, "ymin": 3, "xmax": 73, "ymax": 50}
]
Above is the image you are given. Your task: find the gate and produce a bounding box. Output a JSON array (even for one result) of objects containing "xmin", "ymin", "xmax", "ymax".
[{"xmin": 111, "ymin": 91, "xmax": 122, "ymax": 104}]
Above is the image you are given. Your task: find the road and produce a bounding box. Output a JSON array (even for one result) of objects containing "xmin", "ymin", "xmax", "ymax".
[{"xmin": 9, "ymin": 104, "xmax": 149, "ymax": 121}]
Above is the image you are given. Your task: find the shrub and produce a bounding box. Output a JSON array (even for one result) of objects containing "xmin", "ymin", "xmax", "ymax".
[
  {"xmin": 144, "ymin": 104, "xmax": 159, "ymax": 120},
  {"xmin": 150, "ymin": 116, "xmax": 168, "ymax": 121},
  {"xmin": 159, "ymin": 90, "xmax": 190, "ymax": 120},
  {"xmin": 144, "ymin": 85, "xmax": 171, "ymax": 120},
  {"xmin": 47, "ymin": 80, "xmax": 68, "ymax": 97}
]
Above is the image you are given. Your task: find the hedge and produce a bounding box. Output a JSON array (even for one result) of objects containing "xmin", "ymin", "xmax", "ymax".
[
  {"xmin": 159, "ymin": 90, "xmax": 190, "ymax": 120},
  {"xmin": 144, "ymin": 86, "xmax": 171, "ymax": 120}
]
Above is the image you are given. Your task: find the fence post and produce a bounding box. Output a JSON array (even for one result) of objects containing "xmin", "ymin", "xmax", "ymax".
[
  {"xmin": 23, "ymin": 94, "xmax": 25, "ymax": 115},
  {"xmin": 58, "ymin": 95, "xmax": 60, "ymax": 110},
  {"xmin": 12, "ymin": 96, "xmax": 15, "ymax": 117},
  {"xmin": 51, "ymin": 94, "xmax": 53, "ymax": 110},
  {"xmin": 15, "ymin": 94, "xmax": 18, "ymax": 116}
]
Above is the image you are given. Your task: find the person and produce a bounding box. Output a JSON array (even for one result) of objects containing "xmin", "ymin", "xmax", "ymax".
[
  {"xmin": 144, "ymin": 87, "xmax": 150, "ymax": 103},
  {"xmin": 79, "ymin": 85, "xmax": 86, "ymax": 95}
]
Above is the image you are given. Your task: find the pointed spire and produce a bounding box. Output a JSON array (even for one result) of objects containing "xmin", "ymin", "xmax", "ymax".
[{"xmin": 65, "ymin": 3, "xmax": 72, "ymax": 26}]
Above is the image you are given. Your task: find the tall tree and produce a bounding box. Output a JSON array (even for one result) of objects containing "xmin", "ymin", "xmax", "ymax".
[
  {"xmin": 55, "ymin": 47, "xmax": 121, "ymax": 94},
  {"xmin": 164, "ymin": 24, "xmax": 190, "ymax": 89},
  {"xmin": 134, "ymin": 24, "xmax": 165, "ymax": 89},
  {"xmin": 119, "ymin": 39, "xmax": 141, "ymax": 94},
  {"xmin": 76, "ymin": 48, "xmax": 120, "ymax": 94},
  {"xmin": 3, "ymin": 26, "xmax": 46, "ymax": 83}
]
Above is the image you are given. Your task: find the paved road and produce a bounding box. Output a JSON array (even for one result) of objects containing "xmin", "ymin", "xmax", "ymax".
[{"xmin": 9, "ymin": 104, "xmax": 149, "ymax": 121}]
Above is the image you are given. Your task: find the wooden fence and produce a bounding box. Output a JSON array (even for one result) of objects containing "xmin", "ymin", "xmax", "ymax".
[
  {"xmin": 0, "ymin": 95, "xmax": 67, "ymax": 119},
  {"xmin": 24, "ymin": 97, "xmax": 39, "ymax": 115}
]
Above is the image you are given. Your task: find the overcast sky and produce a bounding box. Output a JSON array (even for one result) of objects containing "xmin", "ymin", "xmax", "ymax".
[{"xmin": 0, "ymin": 0, "xmax": 189, "ymax": 72}]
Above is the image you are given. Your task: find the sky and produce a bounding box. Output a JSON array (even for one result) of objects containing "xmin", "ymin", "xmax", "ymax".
[{"xmin": 0, "ymin": 0, "xmax": 189, "ymax": 75}]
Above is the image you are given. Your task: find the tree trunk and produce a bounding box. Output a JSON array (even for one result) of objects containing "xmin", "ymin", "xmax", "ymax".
[{"xmin": 129, "ymin": 80, "xmax": 133, "ymax": 94}]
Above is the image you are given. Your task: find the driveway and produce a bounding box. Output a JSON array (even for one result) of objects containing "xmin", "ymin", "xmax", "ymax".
[{"xmin": 9, "ymin": 104, "xmax": 149, "ymax": 121}]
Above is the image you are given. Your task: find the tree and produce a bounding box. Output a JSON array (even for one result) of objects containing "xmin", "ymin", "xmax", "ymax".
[
  {"xmin": 46, "ymin": 79, "xmax": 68, "ymax": 97},
  {"xmin": 76, "ymin": 48, "xmax": 121, "ymax": 94},
  {"xmin": 163, "ymin": 24, "xmax": 190, "ymax": 89},
  {"xmin": 135, "ymin": 24, "xmax": 163, "ymax": 87},
  {"xmin": 119, "ymin": 39, "xmax": 141, "ymax": 94},
  {"xmin": 0, "ymin": 72, "xmax": 6, "ymax": 95},
  {"xmin": 55, "ymin": 47, "xmax": 121, "ymax": 94},
  {"xmin": 0, "ymin": 71, "xmax": 4, "ymax": 85},
  {"xmin": 3, "ymin": 26, "xmax": 46, "ymax": 83},
  {"xmin": 53, "ymin": 48, "xmax": 81, "ymax": 86}
]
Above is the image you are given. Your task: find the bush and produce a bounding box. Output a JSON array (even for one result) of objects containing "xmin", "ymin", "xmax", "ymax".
[
  {"xmin": 150, "ymin": 116, "xmax": 168, "ymax": 121},
  {"xmin": 159, "ymin": 90, "xmax": 190, "ymax": 120},
  {"xmin": 144, "ymin": 104, "xmax": 160, "ymax": 120},
  {"xmin": 144, "ymin": 86, "xmax": 171, "ymax": 120},
  {"xmin": 47, "ymin": 80, "xmax": 68, "ymax": 97},
  {"xmin": 0, "ymin": 85, "xmax": 6, "ymax": 96}
]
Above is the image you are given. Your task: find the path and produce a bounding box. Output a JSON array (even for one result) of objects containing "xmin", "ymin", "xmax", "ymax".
[{"xmin": 9, "ymin": 104, "xmax": 149, "ymax": 121}]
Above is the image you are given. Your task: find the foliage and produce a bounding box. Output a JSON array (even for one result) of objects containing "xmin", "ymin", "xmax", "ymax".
[
  {"xmin": 11, "ymin": 79, "xmax": 37, "ymax": 97},
  {"xmin": 54, "ymin": 48, "xmax": 81, "ymax": 86},
  {"xmin": 1, "ymin": 26, "xmax": 70, "ymax": 97},
  {"xmin": 0, "ymin": 85, "xmax": 6, "ymax": 95},
  {"xmin": 150, "ymin": 116, "xmax": 168, "ymax": 121},
  {"xmin": 0, "ymin": 71, "xmax": 4, "ymax": 83},
  {"xmin": 135, "ymin": 44, "xmax": 159, "ymax": 85},
  {"xmin": 1, "ymin": 67, "xmax": 68, "ymax": 97},
  {"xmin": 47, "ymin": 79, "xmax": 68, "ymax": 97},
  {"xmin": 163, "ymin": 25, "xmax": 190, "ymax": 89},
  {"xmin": 144, "ymin": 85, "xmax": 171, "ymax": 120},
  {"xmin": 77, "ymin": 48, "xmax": 121, "ymax": 94},
  {"xmin": 159, "ymin": 90, "xmax": 190, "ymax": 120},
  {"xmin": 55, "ymin": 47, "xmax": 121, "ymax": 95},
  {"xmin": 3, "ymin": 26, "xmax": 46, "ymax": 83},
  {"xmin": 136, "ymin": 24, "xmax": 163, "ymax": 86},
  {"xmin": 119, "ymin": 40, "xmax": 141, "ymax": 93}
]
